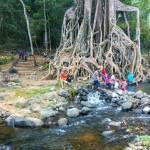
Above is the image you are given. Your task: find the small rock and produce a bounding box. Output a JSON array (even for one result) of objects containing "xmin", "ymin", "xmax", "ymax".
[
  {"xmin": 111, "ymin": 92, "xmax": 119, "ymax": 98},
  {"xmin": 59, "ymin": 107, "xmax": 65, "ymax": 112},
  {"xmin": 108, "ymin": 121, "xmax": 121, "ymax": 127},
  {"xmin": 143, "ymin": 106, "xmax": 150, "ymax": 114},
  {"xmin": 124, "ymin": 147, "xmax": 132, "ymax": 150},
  {"xmin": 80, "ymin": 107, "xmax": 91, "ymax": 115},
  {"xmin": 121, "ymin": 102, "xmax": 133, "ymax": 110},
  {"xmin": 58, "ymin": 89, "xmax": 70, "ymax": 97},
  {"xmin": 57, "ymin": 118, "xmax": 68, "ymax": 127},
  {"xmin": 67, "ymin": 108, "xmax": 80, "ymax": 117},
  {"xmin": 0, "ymin": 93, "xmax": 6, "ymax": 101},
  {"xmin": 102, "ymin": 131, "xmax": 113, "ymax": 137}
]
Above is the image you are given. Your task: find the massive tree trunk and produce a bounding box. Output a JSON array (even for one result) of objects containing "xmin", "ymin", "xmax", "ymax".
[{"xmin": 48, "ymin": 0, "xmax": 148, "ymax": 81}]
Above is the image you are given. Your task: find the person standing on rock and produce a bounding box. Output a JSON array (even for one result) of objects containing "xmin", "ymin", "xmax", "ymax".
[{"xmin": 92, "ymin": 68, "xmax": 102, "ymax": 90}]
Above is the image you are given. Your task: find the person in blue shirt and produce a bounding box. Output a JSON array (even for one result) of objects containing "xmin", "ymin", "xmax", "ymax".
[
  {"xmin": 127, "ymin": 72, "xmax": 134, "ymax": 83},
  {"xmin": 127, "ymin": 71, "xmax": 138, "ymax": 85},
  {"xmin": 18, "ymin": 50, "xmax": 22, "ymax": 59},
  {"xmin": 92, "ymin": 68, "xmax": 102, "ymax": 90},
  {"xmin": 25, "ymin": 51, "xmax": 29, "ymax": 61}
]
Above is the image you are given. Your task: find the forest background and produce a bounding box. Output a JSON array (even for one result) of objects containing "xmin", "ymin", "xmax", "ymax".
[{"xmin": 0, "ymin": 0, "xmax": 150, "ymax": 54}]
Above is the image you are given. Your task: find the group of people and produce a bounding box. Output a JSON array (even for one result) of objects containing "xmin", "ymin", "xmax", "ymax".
[
  {"xmin": 59, "ymin": 66, "xmax": 140, "ymax": 91},
  {"xmin": 18, "ymin": 50, "xmax": 29, "ymax": 61},
  {"xmin": 92, "ymin": 67, "xmax": 140, "ymax": 91}
]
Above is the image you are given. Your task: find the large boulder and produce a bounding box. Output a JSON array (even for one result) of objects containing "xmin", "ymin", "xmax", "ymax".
[
  {"xmin": 67, "ymin": 108, "xmax": 80, "ymax": 117},
  {"xmin": 5, "ymin": 114, "xmax": 43, "ymax": 127},
  {"xmin": 121, "ymin": 102, "xmax": 133, "ymax": 110},
  {"xmin": 40, "ymin": 107, "xmax": 56, "ymax": 120}
]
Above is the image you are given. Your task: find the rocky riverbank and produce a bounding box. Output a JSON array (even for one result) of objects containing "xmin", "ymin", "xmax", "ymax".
[{"xmin": 1, "ymin": 82, "xmax": 150, "ymax": 149}]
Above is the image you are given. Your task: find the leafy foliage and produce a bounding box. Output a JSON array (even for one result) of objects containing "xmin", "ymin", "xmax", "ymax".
[
  {"xmin": 119, "ymin": 0, "xmax": 150, "ymax": 53},
  {"xmin": 139, "ymin": 135, "xmax": 150, "ymax": 148},
  {"xmin": 0, "ymin": 0, "xmax": 149, "ymax": 53}
]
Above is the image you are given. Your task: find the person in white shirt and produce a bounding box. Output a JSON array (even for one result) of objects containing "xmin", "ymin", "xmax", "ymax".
[{"xmin": 114, "ymin": 80, "xmax": 119, "ymax": 91}]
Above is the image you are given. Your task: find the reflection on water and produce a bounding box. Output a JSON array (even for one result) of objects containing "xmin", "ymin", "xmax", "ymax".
[{"xmin": 127, "ymin": 83, "xmax": 150, "ymax": 94}]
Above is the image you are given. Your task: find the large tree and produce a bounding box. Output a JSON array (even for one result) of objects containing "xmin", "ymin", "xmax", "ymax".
[{"xmin": 48, "ymin": 0, "xmax": 148, "ymax": 81}]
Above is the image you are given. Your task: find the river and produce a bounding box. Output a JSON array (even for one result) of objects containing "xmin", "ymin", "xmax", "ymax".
[{"xmin": 0, "ymin": 83, "xmax": 150, "ymax": 150}]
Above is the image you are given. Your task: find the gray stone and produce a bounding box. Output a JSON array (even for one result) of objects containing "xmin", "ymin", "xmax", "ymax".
[
  {"xmin": 21, "ymin": 108, "xmax": 32, "ymax": 114},
  {"xmin": 67, "ymin": 108, "xmax": 80, "ymax": 117},
  {"xmin": 5, "ymin": 114, "xmax": 43, "ymax": 127},
  {"xmin": 143, "ymin": 106, "xmax": 150, "ymax": 114},
  {"xmin": 127, "ymin": 91, "xmax": 135, "ymax": 96},
  {"xmin": 126, "ymin": 96, "xmax": 133, "ymax": 101},
  {"xmin": 58, "ymin": 89, "xmax": 70, "ymax": 97},
  {"xmin": 102, "ymin": 118, "xmax": 111, "ymax": 124},
  {"xmin": 134, "ymin": 90, "xmax": 144, "ymax": 99},
  {"xmin": 124, "ymin": 147, "xmax": 132, "ymax": 150},
  {"xmin": 111, "ymin": 92, "xmax": 119, "ymax": 98},
  {"xmin": 44, "ymin": 92, "xmax": 58, "ymax": 101},
  {"xmin": 102, "ymin": 131, "xmax": 113, "ymax": 137},
  {"xmin": 40, "ymin": 107, "xmax": 56, "ymax": 120},
  {"xmin": 140, "ymin": 97, "xmax": 150, "ymax": 105},
  {"xmin": 116, "ymin": 90, "xmax": 123, "ymax": 95},
  {"xmin": 121, "ymin": 102, "xmax": 133, "ymax": 110},
  {"xmin": 57, "ymin": 118, "xmax": 68, "ymax": 127},
  {"xmin": 0, "ymin": 93, "xmax": 6, "ymax": 101},
  {"xmin": 14, "ymin": 98, "xmax": 30, "ymax": 108},
  {"xmin": 81, "ymin": 101, "xmax": 96, "ymax": 108},
  {"xmin": 0, "ymin": 145, "xmax": 11, "ymax": 150},
  {"xmin": 60, "ymin": 97, "xmax": 67, "ymax": 102},
  {"xmin": 80, "ymin": 107, "xmax": 91, "ymax": 115},
  {"xmin": 55, "ymin": 102, "xmax": 64, "ymax": 108},
  {"xmin": 111, "ymin": 98, "xmax": 119, "ymax": 103},
  {"xmin": 50, "ymin": 86, "xmax": 56, "ymax": 91},
  {"xmin": 108, "ymin": 121, "xmax": 121, "ymax": 127},
  {"xmin": 128, "ymin": 143, "xmax": 137, "ymax": 149},
  {"xmin": 30, "ymin": 103, "xmax": 42, "ymax": 112},
  {"xmin": 59, "ymin": 106, "xmax": 65, "ymax": 112}
]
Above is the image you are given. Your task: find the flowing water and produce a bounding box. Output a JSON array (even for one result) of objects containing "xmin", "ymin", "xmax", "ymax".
[{"xmin": 0, "ymin": 83, "xmax": 150, "ymax": 150}]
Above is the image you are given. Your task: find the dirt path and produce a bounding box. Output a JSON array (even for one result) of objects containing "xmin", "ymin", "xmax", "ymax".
[{"xmin": 1, "ymin": 55, "xmax": 57, "ymax": 87}]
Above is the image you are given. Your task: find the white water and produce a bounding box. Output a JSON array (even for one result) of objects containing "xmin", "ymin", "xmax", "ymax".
[{"xmin": 87, "ymin": 91, "xmax": 111, "ymax": 110}]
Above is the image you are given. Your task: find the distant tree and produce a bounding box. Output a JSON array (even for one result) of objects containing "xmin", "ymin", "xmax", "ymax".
[{"xmin": 20, "ymin": 0, "xmax": 37, "ymax": 66}]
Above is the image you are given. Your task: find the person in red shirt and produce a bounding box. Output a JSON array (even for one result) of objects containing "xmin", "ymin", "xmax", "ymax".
[
  {"xmin": 121, "ymin": 78, "xmax": 127, "ymax": 91},
  {"xmin": 60, "ymin": 69, "xmax": 72, "ymax": 83},
  {"xmin": 101, "ymin": 67, "xmax": 107, "ymax": 81}
]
